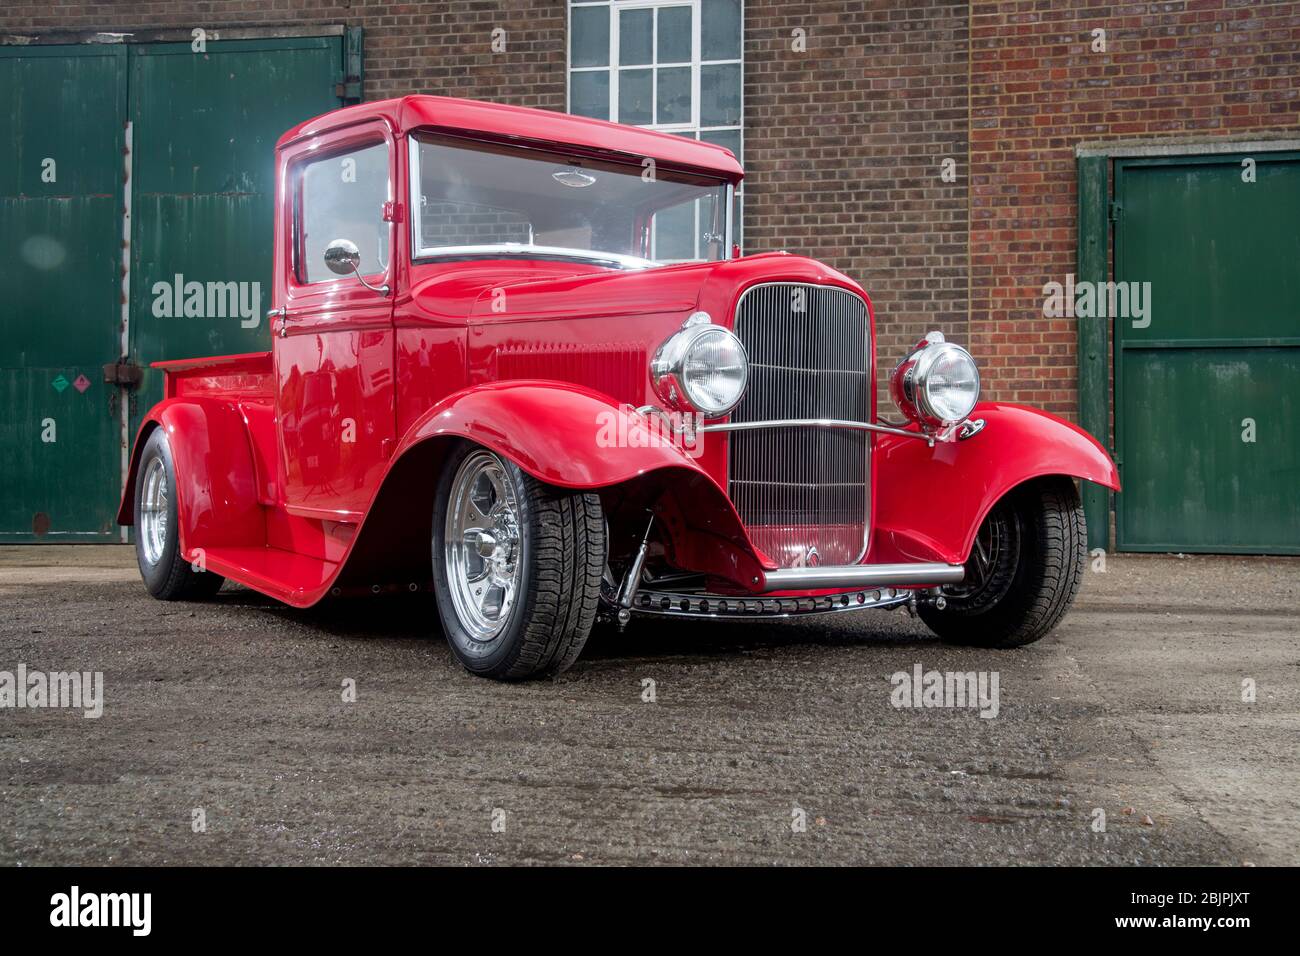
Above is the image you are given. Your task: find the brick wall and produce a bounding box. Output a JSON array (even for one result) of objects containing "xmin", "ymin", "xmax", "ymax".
[
  {"xmin": 742, "ymin": 1, "xmax": 971, "ymax": 408},
  {"xmin": 3, "ymin": 1, "xmax": 1299, "ymax": 417},
  {"xmin": 968, "ymin": 0, "xmax": 1300, "ymax": 415},
  {"xmin": 0, "ymin": 1, "xmax": 568, "ymax": 107}
]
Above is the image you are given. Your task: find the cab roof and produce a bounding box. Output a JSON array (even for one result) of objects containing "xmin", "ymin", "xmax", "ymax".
[{"xmin": 276, "ymin": 94, "xmax": 744, "ymax": 182}]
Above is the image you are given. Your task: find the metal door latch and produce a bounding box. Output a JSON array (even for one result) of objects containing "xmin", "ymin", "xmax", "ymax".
[
  {"xmin": 268, "ymin": 306, "xmax": 288, "ymax": 337},
  {"xmin": 102, "ymin": 361, "xmax": 143, "ymax": 389}
]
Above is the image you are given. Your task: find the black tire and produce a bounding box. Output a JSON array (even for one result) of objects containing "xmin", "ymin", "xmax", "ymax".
[
  {"xmin": 134, "ymin": 428, "xmax": 226, "ymax": 601},
  {"xmin": 919, "ymin": 477, "xmax": 1086, "ymax": 648},
  {"xmin": 431, "ymin": 443, "xmax": 605, "ymax": 680}
]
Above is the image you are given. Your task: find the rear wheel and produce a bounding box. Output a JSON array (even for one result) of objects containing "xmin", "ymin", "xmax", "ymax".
[
  {"xmin": 134, "ymin": 428, "xmax": 225, "ymax": 600},
  {"xmin": 919, "ymin": 477, "xmax": 1086, "ymax": 648},
  {"xmin": 431, "ymin": 444, "xmax": 605, "ymax": 680}
]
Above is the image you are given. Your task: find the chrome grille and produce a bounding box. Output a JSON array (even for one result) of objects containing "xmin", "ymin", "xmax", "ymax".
[{"xmin": 728, "ymin": 283, "xmax": 870, "ymax": 569}]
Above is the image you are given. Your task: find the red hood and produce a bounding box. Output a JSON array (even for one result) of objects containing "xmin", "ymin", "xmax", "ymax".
[
  {"xmin": 425, "ymin": 252, "xmax": 876, "ymax": 424},
  {"xmin": 408, "ymin": 252, "xmax": 871, "ymax": 330}
]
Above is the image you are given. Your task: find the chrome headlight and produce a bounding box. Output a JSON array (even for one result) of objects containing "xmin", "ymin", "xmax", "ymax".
[
  {"xmin": 651, "ymin": 313, "xmax": 749, "ymax": 418},
  {"xmin": 890, "ymin": 332, "xmax": 980, "ymax": 427}
]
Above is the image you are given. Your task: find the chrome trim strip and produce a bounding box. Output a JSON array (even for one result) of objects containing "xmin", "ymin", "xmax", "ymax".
[
  {"xmin": 724, "ymin": 182, "xmax": 734, "ymax": 256},
  {"xmin": 761, "ymin": 562, "xmax": 964, "ymax": 592},
  {"xmin": 413, "ymin": 244, "xmax": 656, "ymax": 271},
  {"xmin": 702, "ymin": 417, "xmax": 930, "ymax": 442}
]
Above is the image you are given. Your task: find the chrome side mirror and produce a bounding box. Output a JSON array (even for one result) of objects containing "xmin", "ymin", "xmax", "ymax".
[
  {"xmin": 323, "ymin": 238, "xmax": 362, "ymax": 275},
  {"xmin": 323, "ymin": 238, "xmax": 389, "ymax": 296}
]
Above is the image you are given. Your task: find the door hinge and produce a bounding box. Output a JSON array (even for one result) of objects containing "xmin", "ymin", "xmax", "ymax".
[
  {"xmin": 340, "ymin": 27, "xmax": 364, "ymax": 104},
  {"xmin": 382, "ymin": 201, "xmax": 404, "ymax": 223},
  {"xmin": 102, "ymin": 361, "xmax": 143, "ymax": 390},
  {"xmin": 268, "ymin": 306, "xmax": 288, "ymax": 338},
  {"xmin": 1108, "ymin": 200, "xmax": 1122, "ymax": 222},
  {"xmin": 334, "ymin": 64, "xmax": 362, "ymax": 103}
]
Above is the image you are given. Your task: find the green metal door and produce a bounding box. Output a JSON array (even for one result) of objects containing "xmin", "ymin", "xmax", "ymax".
[
  {"xmin": 0, "ymin": 45, "xmax": 127, "ymax": 540},
  {"xmin": 0, "ymin": 32, "xmax": 351, "ymax": 541},
  {"xmin": 1114, "ymin": 152, "xmax": 1300, "ymax": 554},
  {"xmin": 128, "ymin": 37, "xmax": 344, "ymax": 425}
]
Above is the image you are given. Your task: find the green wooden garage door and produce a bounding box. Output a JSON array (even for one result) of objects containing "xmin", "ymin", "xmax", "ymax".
[
  {"xmin": 0, "ymin": 34, "xmax": 348, "ymax": 541},
  {"xmin": 1114, "ymin": 152, "xmax": 1300, "ymax": 554}
]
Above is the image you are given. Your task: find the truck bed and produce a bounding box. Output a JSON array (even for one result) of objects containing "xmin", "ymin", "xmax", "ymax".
[{"xmin": 153, "ymin": 351, "xmax": 274, "ymax": 401}]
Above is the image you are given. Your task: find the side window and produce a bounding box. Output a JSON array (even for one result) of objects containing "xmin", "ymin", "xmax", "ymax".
[{"xmin": 298, "ymin": 142, "xmax": 389, "ymax": 284}]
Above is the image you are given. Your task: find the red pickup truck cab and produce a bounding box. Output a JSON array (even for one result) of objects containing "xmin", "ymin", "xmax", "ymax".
[{"xmin": 118, "ymin": 95, "xmax": 1118, "ymax": 680}]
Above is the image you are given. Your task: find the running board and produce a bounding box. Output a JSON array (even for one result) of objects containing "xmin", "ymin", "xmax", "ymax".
[
  {"xmin": 761, "ymin": 562, "xmax": 964, "ymax": 592},
  {"xmin": 198, "ymin": 546, "xmax": 338, "ymax": 608}
]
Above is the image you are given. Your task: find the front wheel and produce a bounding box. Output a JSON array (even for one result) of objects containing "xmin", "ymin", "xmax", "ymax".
[
  {"xmin": 431, "ymin": 444, "xmax": 605, "ymax": 680},
  {"xmin": 919, "ymin": 477, "xmax": 1086, "ymax": 648}
]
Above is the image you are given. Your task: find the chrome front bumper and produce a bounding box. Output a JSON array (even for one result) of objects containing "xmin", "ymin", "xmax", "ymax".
[{"xmin": 761, "ymin": 561, "xmax": 964, "ymax": 592}]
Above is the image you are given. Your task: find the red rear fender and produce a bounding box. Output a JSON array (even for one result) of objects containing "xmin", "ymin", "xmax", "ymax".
[{"xmin": 117, "ymin": 399, "xmax": 266, "ymax": 553}]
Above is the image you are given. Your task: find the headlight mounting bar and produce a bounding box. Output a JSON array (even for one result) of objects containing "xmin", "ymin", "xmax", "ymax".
[{"xmin": 698, "ymin": 417, "xmax": 941, "ymax": 445}]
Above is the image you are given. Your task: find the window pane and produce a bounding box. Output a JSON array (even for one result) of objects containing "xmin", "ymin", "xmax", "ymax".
[
  {"xmin": 655, "ymin": 199, "xmax": 696, "ymax": 261},
  {"xmin": 618, "ymin": 68, "xmax": 653, "ymax": 125},
  {"xmin": 657, "ymin": 6, "xmax": 692, "ymax": 64},
  {"xmin": 420, "ymin": 200, "xmax": 531, "ymax": 249},
  {"xmin": 619, "ymin": 8, "xmax": 653, "ymax": 66},
  {"xmin": 702, "ymin": 0, "xmax": 742, "ymax": 61},
  {"xmin": 700, "ymin": 63, "xmax": 741, "ymax": 127},
  {"xmin": 564, "ymin": 0, "xmax": 741, "ymax": 253},
  {"xmin": 570, "ymin": 70, "xmax": 610, "ymax": 120},
  {"xmin": 571, "ymin": 5, "xmax": 609, "ymax": 68},
  {"xmin": 301, "ymin": 143, "xmax": 388, "ymax": 283},
  {"xmin": 700, "ymin": 127, "xmax": 741, "ymax": 163},
  {"xmin": 656, "ymin": 67, "xmax": 691, "ymax": 125}
]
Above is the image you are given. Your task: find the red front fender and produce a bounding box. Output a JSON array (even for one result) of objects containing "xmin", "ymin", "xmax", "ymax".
[
  {"xmin": 387, "ymin": 380, "xmax": 768, "ymax": 589},
  {"xmin": 869, "ymin": 402, "xmax": 1119, "ymax": 566},
  {"xmin": 394, "ymin": 379, "xmax": 715, "ymax": 487}
]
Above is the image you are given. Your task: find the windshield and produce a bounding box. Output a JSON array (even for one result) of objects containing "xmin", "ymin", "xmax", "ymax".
[{"xmin": 410, "ymin": 134, "xmax": 730, "ymax": 267}]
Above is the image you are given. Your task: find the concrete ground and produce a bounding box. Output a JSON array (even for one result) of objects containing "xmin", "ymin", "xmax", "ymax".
[{"xmin": 0, "ymin": 545, "xmax": 1296, "ymax": 866}]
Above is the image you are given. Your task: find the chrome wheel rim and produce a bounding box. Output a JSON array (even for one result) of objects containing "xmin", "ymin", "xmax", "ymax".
[
  {"xmin": 444, "ymin": 451, "xmax": 522, "ymax": 642},
  {"xmin": 140, "ymin": 457, "xmax": 169, "ymax": 566}
]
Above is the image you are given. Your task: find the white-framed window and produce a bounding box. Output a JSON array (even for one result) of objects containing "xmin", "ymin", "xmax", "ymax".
[{"xmin": 568, "ymin": 0, "xmax": 743, "ymax": 259}]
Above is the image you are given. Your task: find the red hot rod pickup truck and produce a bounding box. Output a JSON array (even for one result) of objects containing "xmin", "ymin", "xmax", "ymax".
[{"xmin": 119, "ymin": 95, "xmax": 1119, "ymax": 680}]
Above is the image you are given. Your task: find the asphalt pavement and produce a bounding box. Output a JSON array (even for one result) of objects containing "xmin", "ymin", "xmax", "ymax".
[{"xmin": 1, "ymin": 546, "xmax": 1296, "ymax": 865}]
